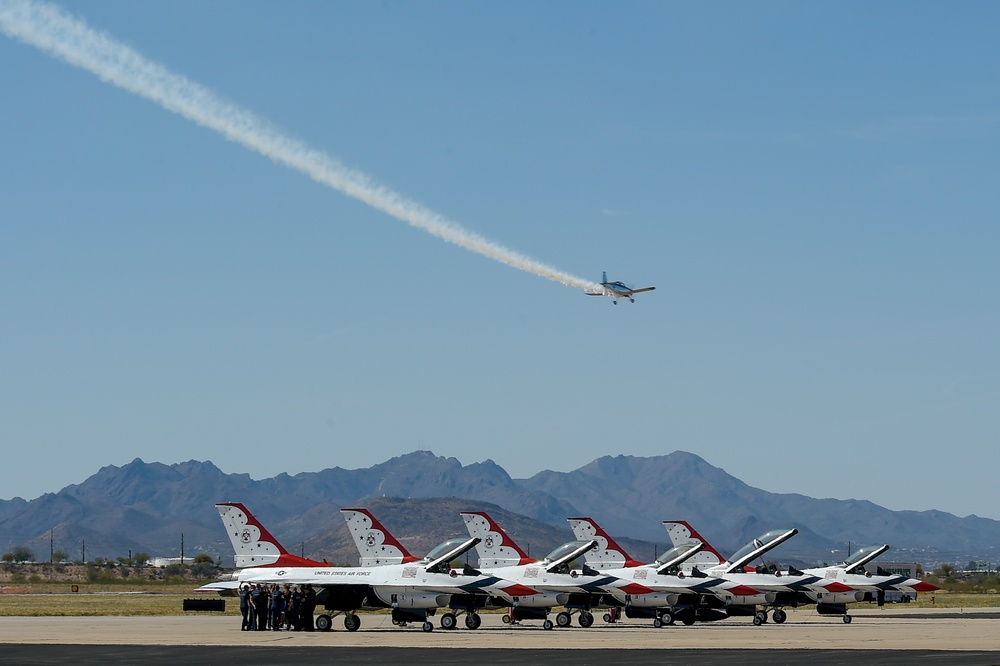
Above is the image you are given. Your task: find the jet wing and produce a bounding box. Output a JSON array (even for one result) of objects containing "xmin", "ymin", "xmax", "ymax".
[{"xmin": 194, "ymin": 580, "xmax": 240, "ymax": 595}]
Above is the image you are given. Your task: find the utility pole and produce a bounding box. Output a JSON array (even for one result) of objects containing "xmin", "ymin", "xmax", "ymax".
[
  {"xmin": 81, "ymin": 539, "xmax": 85, "ymax": 564},
  {"xmin": 50, "ymin": 528, "xmax": 53, "ymax": 564},
  {"xmin": 180, "ymin": 533, "xmax": 185, "ymax": 565}
]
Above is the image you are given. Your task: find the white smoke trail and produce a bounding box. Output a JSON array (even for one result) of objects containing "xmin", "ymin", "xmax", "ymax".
[{"xmin": 0, "ymin": 0, "xmax": 599, "ymax": 291}]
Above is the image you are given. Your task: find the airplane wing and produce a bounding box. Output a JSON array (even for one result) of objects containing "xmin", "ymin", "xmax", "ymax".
[
  {"xmin": 631, "ymin": 286, "xmax": 656, "ymax": 294},
  {"xmin": 194, "ymin": 580, "xmax": 240, "ymax": 594}
]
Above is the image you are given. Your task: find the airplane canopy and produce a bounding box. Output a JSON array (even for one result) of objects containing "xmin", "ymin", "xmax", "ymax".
[
  {"xmin": 840, "ymin": 544, "xmax": 890, "ymax": 569},
  {"xmin": 729, "ymin": 529, "xmax": 795, "ymax": 566},
  {"xmin": 543, "ymin": 540, "xmax": 596, "ymax": 566}
]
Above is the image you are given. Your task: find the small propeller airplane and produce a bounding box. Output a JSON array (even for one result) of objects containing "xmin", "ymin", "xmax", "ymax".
[{"xmin": 585, "ymin": 272, "xmax": 656, "ymax": 304}]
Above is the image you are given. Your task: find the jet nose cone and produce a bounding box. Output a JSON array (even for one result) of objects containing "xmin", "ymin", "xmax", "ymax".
[{"xmin": 911, "ymin": 580, "xmax": 941, "ymax": 592}]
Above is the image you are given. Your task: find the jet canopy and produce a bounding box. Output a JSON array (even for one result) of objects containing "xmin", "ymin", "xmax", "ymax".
[
  {"xmin": 728, "ymin": 529, "xmax": 797, "ymax": 570},
  {"xmin": 421, "ymin": 536, "xmax": 480, "ymax": 573},
  {"xmin": 653, "ymin": 542, "xmax": 702, "ymax": 573},
  {"xmin": 543, "ymin": 540, "xmax": 594, "ymax": 564},
  {"xmin": 424, "ymin": 537, "xmax": 472, "ymax": 563},
  {"xmin": 840, "ymin": 544, "xmax": 890, "ymax": 571}
]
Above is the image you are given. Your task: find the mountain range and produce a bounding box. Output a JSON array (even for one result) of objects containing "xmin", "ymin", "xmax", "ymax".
[{"xmin": 1, "ymin": 450, "xmax": 995, "ymax": 567}]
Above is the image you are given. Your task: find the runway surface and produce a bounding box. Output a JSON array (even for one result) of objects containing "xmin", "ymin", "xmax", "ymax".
[
  {"xmin": 1, "ymin": 607, "xmax": 998, "ymax": 665},
  {"xmin": 2, "ymin": 645, "xmax": 1000, "ymax": 666}
]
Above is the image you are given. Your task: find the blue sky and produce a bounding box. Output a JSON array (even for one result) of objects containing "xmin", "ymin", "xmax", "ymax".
[{"xmin": 2, "ymin": 1, "xmax": 998, "ymax": 519}]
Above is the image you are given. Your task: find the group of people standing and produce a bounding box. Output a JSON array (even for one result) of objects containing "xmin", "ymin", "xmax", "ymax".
[{"xmin": 238, "ymin": 583, "xmax": 317, "ymax": 631}]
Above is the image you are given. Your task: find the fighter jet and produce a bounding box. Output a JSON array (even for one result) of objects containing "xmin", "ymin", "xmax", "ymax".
[
  {"xmin": 662, "ymin": 521, "xmax": 862, "ymax": 625},
  {"xmin": 341, "ymin": 507, "xmax": 501, "ymax": 630},
  {"xmin": 568, "ymin": 516, "xmax": 765, "ymax": 627},
  {"xmin": 802, "ymin": 544, "xmax": 940, "ymax": 603},
  {"xmin": 461, "ymin": 511, "xmax": 657, "ymax": 629},
  {"xmin": 196, "ymin": 503, "xmax": 537, "ymax": 632},
  {"xmin": 584, "ymin": 272, "xmax": 656, "ymax": 304}
]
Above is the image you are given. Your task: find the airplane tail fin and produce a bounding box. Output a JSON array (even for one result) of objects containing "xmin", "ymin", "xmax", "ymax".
[
  {"xmin": 460, "ymin": 511, "xmax": 535, "ymax": 568},
  {"xmin": 216, "ymin": 502, "xmax": 325, "ymax": 569},
  {"xmin": 341, "ymin": 508, "xmax": 420, "ymax": 566},
  {"xmin": 567, "ymin": 517, "xmax": 645, "ymax": 569},
  {"xmin": 662, "ymin": 520, "xmax": 727, "ymax": 570},
  {"xmin": 602, "ymin": 271, "xmax": 607, "ymax": 284}
]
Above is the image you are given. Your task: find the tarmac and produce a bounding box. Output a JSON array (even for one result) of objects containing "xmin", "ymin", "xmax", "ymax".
[{"xmin": 1, "ymin": 607, "xmax": 999, "ymax": 665}]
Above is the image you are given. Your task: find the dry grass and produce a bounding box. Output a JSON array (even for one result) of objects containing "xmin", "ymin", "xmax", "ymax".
[
  {"xmin": 899, "ymin": 591, "xmax": 1000, "ymax": 609},
  {"xmin": 0, "ymin": 582, "xmax": 238, "ymax": 617}
]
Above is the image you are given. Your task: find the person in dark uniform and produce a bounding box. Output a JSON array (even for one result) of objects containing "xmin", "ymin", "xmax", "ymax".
[
  {"xmin": 302, "ymin": 585, "xmax": 317, "ymax": 631},
  {"xmin": 238, "ymin": 584, "xmax": 251, "ymax": 631},
  {"xmin": 264, "ymin": 584, "xmax": 273, "ymax": 630},
  {"xmin": 252, "ymin": 584, "xmax": 268, "ymax": 631},
  {"xmin": 281, "ymin": 585, "xmax": 291, "ymax": 629},
  {"xmin": 288, "ymin": 585, "xmax": 303, "ymax": 630},
  {"xmin": 270, "ymin": 584, "xmax": 284, "ymax": 631}
]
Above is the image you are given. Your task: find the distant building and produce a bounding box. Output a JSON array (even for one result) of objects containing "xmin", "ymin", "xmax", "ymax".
[
  {"xmin": 150, "ymin": 557, "xmax": 185, "ymax": 568},
  {"xmin": 873, "ymin": 562, "xmax": 918, "ymax": 578}
]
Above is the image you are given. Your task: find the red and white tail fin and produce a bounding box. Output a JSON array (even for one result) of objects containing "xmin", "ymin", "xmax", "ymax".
[
  {"xmin": 567, "ymin": 517, "xmax": 645, "ymax": 569},
  {"xmin": 340, "ymin": 508, "xmax": 419, "ymax": 566},
  {"xmin": 460, "ymin": 511, "xmax": 535, "ymax": 568},
  {"xmin": 662, "ymin": 520, "xmax": 726, "ymax": 570},
  {"xmin": 216, "ymin": 503, "xmax": 324, "ymax": 569}
]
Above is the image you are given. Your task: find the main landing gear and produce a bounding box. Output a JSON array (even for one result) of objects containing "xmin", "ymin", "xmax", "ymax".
[
  {"xmin": 554, "ymin": 610, "xmax": 594, "ymax": 628},
  {"xmin": 438, "ymin": 611, "xmax": 482, "ymax": 630},
  {"xmin": 315, "ymin": 612, "xmax": 362, "ymax": 632}
]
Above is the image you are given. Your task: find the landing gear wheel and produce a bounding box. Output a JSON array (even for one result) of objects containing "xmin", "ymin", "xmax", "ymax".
[
  {"xmin": 465, "ymin": 613, "xmax": 482, "ymax": 630},
  {"xmin": 315, "ymin": 614, "xmax": 332, "ymax": 632},
  {"xmin": 603, "ymin": 613, "xmax": 612, "ymax": 623},
  {"xmin": 682, "ymin": 616, "xmax": 696, "ymax": 626},
  {"xmin": 630, "ymin": 298, "xmax": 635, "ymax": 303},
  {"xmin": 843, "ymin": 614, "xmax": 852, "ymax": 624},
  {"xmin": 422, "ymin": 621, "xmax": 434, "ymax": 632},
  {"xmin": 556, "ymin": 611, "xmax": 572, "ymax": 627},
  {"xmin": 344, "ymin": 614, "xmax": 361, "ymax": 632},
  {"xmin": 753, "ymin": 611, "xmax": 767, "ymax": 626},
  {"xmin": 653, "ymin": 618, "xmax": 663, "ymax": 628},
  {"xmin": 440, "ymin": 613, "xmax": 457, "ymax": 630},
  {"xmin": 772, "ymin": 609, "xmax": 787, "ymax": 624},
  {"xmin": 613, "ymin": 300, "xmax": 618, "ymax": 305},
  {"xmin": 502, "ymin": 614, "xmax": 512, "ymax": 624},
  {"xmin": 543, "ymin": 619, "xmax": 554, "ymax": 630},
  {"xmin": 660, "ymin": 611, "xmax": 674, "ymax": 626},
  {"xmin": 578, "ymin": 611, "xmax": 594, "ymax": 628}
]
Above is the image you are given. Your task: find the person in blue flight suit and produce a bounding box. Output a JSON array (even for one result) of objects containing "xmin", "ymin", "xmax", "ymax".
[
  {"xmin": 270, "ymin": 584, "xmax": 285, "ymax": 631},
  {"xmin": 251, "ymin": 583, "xmax": 268, "ymax": 631},
  {"xmin": 238, "ymin": 584, "xmax": 251, "ymax": 631}
]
